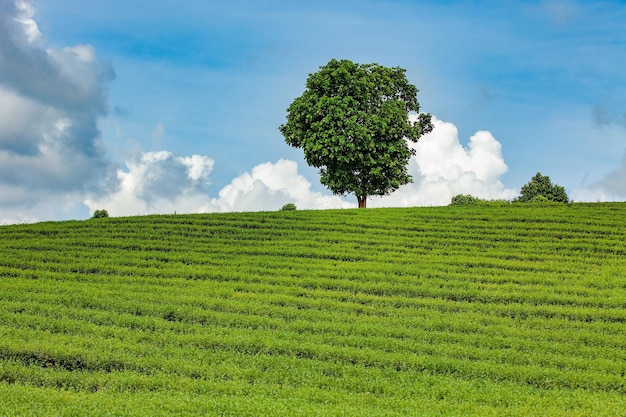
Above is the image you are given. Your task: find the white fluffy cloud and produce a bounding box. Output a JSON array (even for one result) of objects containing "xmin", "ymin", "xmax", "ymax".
[
  {"xmin": 83, "ymin": 116, "xmax": 514, "ymax": 218},
  {"xmin": 84, "ymin": 155, "xmax": 351, "ymax": 217},
  {"xmin": 371, "ymin": 116, "xmax": 517, "ymax": 207},
  {"xmin": 571, "ymin": 151, "xmax": 626, "ymax": 202},
  {"xmin": 203, "ymin": 159, "xmax": 352, "ymax": 212},
  {"xmin": 84, "ymin": 151, "xmax": 215, "ymax": 216}
]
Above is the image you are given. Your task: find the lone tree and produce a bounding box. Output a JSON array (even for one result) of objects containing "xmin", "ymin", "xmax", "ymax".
[
  {"xmin": 279, "ymin": 59, "xmax": 433, "ymax": 208},
  {"xmin": 515, "ymin": 172, "xmax": 569, "ymax": 203}
]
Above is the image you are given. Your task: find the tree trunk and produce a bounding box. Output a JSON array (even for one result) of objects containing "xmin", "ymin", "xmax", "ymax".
[{"xmin": 357, "ymin": 196, "xmax": 367, "ymax": 208}]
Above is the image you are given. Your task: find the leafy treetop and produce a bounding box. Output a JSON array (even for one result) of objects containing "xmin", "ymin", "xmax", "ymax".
[
  {"xmin": 91, "ymin": 209, "xmax": 109, "ymax": 219},
  {"xmin": 515, "ymin": 172, "xmax": 569, "ymax": 203},
  {"xmin": 279, "ymin": 59, "xmax": 433, "ymax": 208}
]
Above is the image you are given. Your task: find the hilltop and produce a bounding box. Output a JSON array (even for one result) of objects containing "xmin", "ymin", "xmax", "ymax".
[{"xmin": 0, "ymin": 203, "xmax": 624, "ymax": 416}]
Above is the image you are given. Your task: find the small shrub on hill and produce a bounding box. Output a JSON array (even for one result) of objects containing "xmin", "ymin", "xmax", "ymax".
[
  {"xmin": 91, "ymin": 209, "xmax": 109, "ymax": 219},
  {"xmin": 450, "ymin": 194, "xmax": 481, "ymax": 206},
  {"xmin": 281, "ymin": 203, "xmax": 297, "ymax": 211}
]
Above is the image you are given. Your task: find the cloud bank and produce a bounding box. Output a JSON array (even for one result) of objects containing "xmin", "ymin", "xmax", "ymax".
[
  {"xmin": 84, "ymin": 151, "xmax": 214, "ymax": 217},
  {"xmin": 0, "ymin": 0, "xmax": 115, "ymax": 224},
  {"xmin": 84, "ymin": 156, "xmax": 352, "ymax": 217},
  {"xmin": 202, "ymin": 159, "xmax": 353, "ymax": 213},
  {"xmin": 84, "ymin": 117, "xmax": 516, "ymax": 217}
]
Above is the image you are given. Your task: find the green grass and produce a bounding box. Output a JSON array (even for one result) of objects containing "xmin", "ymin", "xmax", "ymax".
[{"xmin": 0, "ymin": 203, "xmax": 625, "ymax": 416}]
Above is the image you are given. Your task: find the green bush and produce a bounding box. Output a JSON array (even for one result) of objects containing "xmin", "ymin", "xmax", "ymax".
[
  {"xmin": 450, "ymin": 194, "xmax": 480, "ymax": 206},
  {"xmin": 515, "ymin": 172, "xmax": 569, "ymax": 203},
  {"xmin": 91, "ymin": 209, "xmax": 109, "ymax": 219},
  {"xmin": 281, "ymin": 203, "xmax": 297, "ymax": 211}
]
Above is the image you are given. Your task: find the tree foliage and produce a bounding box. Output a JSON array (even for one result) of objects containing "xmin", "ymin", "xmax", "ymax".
[
  {"xmin": 515, "ymin": 172, "xmax": 569, "ymax": 203},
  {"xmin": 450, "ymin": 194, "xmax": 481, "ymax": 206},
  {"xmin": 279, "ymin": 59, "xmax": 433, "ymax": 208},
  {"xmin": 91, "ymin": 209, "xmax": 109, "ymax": 219}
]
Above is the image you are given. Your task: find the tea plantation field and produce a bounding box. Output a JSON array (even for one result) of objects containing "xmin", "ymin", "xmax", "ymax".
[{"xmin": 0, "ymin": 203, "xmax": 624, "ymax": 416}]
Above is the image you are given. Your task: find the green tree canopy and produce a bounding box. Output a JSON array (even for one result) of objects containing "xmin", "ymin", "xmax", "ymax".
[
  {"xmin": 91, "ymin": 209, "xmax": 109, "ymax": 219},
  {"xmin": 279, "ymin": 59, "xmax": 433, "ymax": 208},
  {"xmin": 515, "ymin": 172, "xmax": 569, "ymax": 203}
]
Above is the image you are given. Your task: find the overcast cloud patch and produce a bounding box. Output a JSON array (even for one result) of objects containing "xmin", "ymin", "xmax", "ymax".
[{"xmin": 0, "ymin": 0, "xmax": 116, "ymax": 223}]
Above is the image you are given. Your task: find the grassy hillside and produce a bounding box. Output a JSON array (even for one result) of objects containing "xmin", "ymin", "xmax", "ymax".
[{"xmin": 0, "ymin": 203, "xmax": 624, "ymax": 416}]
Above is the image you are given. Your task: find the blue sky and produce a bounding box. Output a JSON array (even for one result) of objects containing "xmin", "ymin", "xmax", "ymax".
[{"xmin": 1, "ymin": 0, "xmax": 625, "ymax": 223}]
